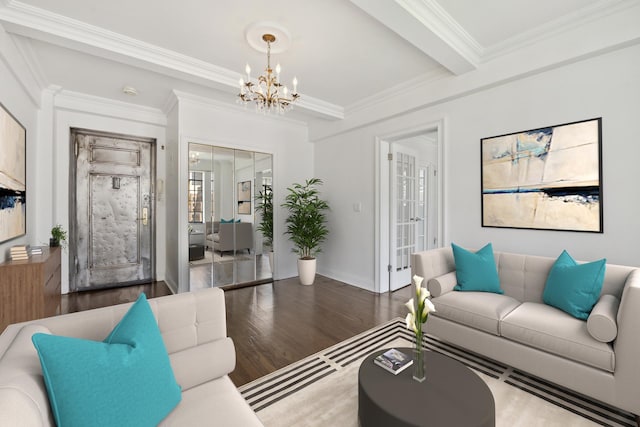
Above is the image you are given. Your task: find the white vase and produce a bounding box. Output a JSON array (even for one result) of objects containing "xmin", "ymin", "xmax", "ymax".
[{"xmin": 297, "ymin": 258, "xmax": 317, "ymax": 285}]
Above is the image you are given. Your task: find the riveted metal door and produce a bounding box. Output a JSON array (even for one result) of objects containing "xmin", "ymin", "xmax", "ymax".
[{"xmin": 71, "ymin": 129, "xmax": 155, "ymax": 291}]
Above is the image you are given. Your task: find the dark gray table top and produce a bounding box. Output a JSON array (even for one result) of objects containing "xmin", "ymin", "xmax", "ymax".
[{"xmin": 358, "ymin": 347, "xmax": 495, "ymax": 427}]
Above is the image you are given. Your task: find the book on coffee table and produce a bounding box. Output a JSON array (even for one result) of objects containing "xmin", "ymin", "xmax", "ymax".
[{"xmin": 373, "ymin": 348, "xmax": 413, "ymax": 375}]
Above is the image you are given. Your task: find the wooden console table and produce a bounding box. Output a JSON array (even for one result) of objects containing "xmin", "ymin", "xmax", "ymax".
[{"xmin": 0, "ymin": 247, "xmax": 61, "ymax": 332}]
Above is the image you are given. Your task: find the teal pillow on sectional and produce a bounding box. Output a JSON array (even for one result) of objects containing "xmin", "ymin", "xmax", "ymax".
[
  {"xmin": 220, "ymin": 218, "xmax": 234, "ymax": 223},
  {"xmin": 32, "ymin": 294, "xmax": 181, "ymax": 427},
  {"xmin": 452, "ymin": 243, "xmax": 503, "ymax": 294},
  {"xmin": 543, "ymin": 250, "xmax": 606, "ymax": 320}
]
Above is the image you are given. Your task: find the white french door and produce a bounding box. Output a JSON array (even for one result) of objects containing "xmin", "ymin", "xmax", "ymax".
[{"xmin": 389, "ymin": 146, "xmax": 419, "ymax": 291}]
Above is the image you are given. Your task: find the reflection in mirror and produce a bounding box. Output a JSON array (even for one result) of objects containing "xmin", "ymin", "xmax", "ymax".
[{"xmin": 187, "ymin": 143, "xmax": 273, "ymax": 291}]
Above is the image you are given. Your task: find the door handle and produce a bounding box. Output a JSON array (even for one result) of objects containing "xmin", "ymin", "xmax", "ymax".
[{"xmin": 142, "ymin": 207, "xmax": 148, "ymax": 225}]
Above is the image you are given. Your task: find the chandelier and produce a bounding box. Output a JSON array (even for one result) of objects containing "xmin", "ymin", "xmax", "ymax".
[{"xmin": 238, "ymin": 33, "xmax": 299, "ymax": 114}]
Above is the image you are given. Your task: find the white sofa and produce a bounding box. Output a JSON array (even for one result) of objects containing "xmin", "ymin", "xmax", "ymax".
[
  {"xmin": 0, "ymin": 288, "xmax": 263, "ymax": 426},
  {"xmin": 412, "ymin": 247, "xmax": 640, "ymax": 417}
]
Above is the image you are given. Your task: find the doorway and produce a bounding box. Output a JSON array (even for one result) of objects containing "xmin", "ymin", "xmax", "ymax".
[
  {"xmin": 376, "ymin": 122, "xmax": 444, "ymax": 293},
  {"xmin": 69, "ymin": 129, "xmax": 156, "ymax": 291}
]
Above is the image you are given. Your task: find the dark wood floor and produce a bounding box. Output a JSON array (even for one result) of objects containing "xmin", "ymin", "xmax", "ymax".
[{"xmin": 61, "ymin": 276, "xmax": 413, "ymax": 387}]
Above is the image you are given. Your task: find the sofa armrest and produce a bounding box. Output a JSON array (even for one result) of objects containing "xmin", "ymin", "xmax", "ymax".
[
  {"xmin": 411, "ymin": 247, "xmax": 455, "ymax": 284},
  {"xmin": 612, "ymin": 269, "xmax": 640, "ymax": 415},
  {"xmin": 169, "ymin": 337, "xmax": 236, "ymax": 392},
  {"xmin": 427, "ymin": 272, "xmax": 457, "ymax": 298}
]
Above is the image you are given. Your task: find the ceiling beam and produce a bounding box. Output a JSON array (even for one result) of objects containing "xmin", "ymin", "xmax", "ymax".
[{"xmin": 350, "ymin": 0, "xmax": 480, "ymax": 75}]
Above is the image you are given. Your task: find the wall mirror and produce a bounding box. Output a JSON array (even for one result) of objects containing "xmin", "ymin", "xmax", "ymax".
[{"xmin": 187, "ymin": 143, "xmax": 273, "ymax": 289}]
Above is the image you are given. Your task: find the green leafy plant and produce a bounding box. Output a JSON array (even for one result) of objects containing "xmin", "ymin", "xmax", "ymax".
[
  {"xmin": 282, "ymin": 178, "xmax": 330, "ymax": 259},
  {"xmin": 255, "ymin": 186, "xmax": 273, "ymax": 248},
  {"xmin": 50, "ymin": 224, "xmax": 67, "ymax": 249}
]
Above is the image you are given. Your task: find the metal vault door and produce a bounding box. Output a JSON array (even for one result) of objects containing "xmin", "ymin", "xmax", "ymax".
[{"xmin": 71, "ymin": 129, "xmax": 155, "ymax": 291}]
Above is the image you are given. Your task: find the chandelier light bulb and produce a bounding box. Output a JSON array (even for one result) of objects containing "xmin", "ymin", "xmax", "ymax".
[
  {"xmin": 292, "ymin": 76, "xmax": 298, "ymax": 93},
  {"xmin": 283, "ymin": 86, "xmax": 289, "ymax": 96},
  {"xmin": 245, "ymin": 64, "xmax": 251, "ymax": 80},
  {"xmin": 275, "ymin": 63, "xmax": 281, "ymax": 76}
]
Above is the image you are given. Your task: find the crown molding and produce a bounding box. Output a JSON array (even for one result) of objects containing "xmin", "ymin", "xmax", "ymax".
[
  {"xmin": 171, "ymin": 90, "xmax": 310, "ymax": 129},
  {"xmin": 0, "ymin": 0, "xmax": 343, "ymax": 120},
  {"xmin": 482, "ymin": 0, "xmax": 637, "ymax": 61},
  {"xmin": 54, "ymin": 90, "xmax": 167, "ymax": 126}
]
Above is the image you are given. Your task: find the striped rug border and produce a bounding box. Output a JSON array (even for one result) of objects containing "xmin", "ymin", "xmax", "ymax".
[{"xmin": 238, "ymin": 318, "xmax": 635, "ymax": 426}]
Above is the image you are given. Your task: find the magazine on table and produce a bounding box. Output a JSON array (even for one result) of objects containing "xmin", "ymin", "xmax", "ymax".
[{"xmin": 373, "ymin": 348, "xmax": 413, "ymax": 375}]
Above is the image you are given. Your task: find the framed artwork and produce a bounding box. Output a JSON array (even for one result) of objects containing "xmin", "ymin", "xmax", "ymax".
[
  {"xmin": 0, "ymin": 102, "xmax": 26, "ymax": 243},
  {"xmin": 481, "ymin": 118, "xmax": 602, "ymax": 233},
  {"xmin": 237, "ymin": 180, "xmax": 251, "ymax": 214}
]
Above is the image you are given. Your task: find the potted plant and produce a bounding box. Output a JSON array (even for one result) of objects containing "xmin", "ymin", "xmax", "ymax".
[
  {"xmin": 50, "ymin": 224, "xmax": 67, "ymax": 249},
  {"xmin": 282, "ymin": 178, "xmax": 330, "ymax": 285},
  {"xmin": 255, "ymin": 186, "xmax": 274, "ymax": 272}
]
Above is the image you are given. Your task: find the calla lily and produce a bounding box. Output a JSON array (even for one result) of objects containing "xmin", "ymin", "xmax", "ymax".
[
  {"xmin": 424, "ymin": 298, "xmax": 436, "ymax": 313},
  {"xmin": 413, "ymin": 275, "xmax": 424, "ymax": 288},
  {"xmin": 418, "ymin": 287, "xmax": 431, "ymax": 303},
  {"xmin": 405, "ymin": 298, "xmax": 415, "ymax": 314},
  {"xmin": 405, "ymin": 312, "xmax": 417, "ymax": 334}
]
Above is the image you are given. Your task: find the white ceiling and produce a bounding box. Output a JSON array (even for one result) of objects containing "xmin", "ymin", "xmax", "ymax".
[{"xmin": 0, "ymin": 0, "xmax": 629, "ymax": 123}]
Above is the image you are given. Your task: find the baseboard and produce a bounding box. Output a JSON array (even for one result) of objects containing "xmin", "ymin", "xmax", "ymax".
[{"xmin": 316, "ymin": 268, "xmax": 374, "ymax": 291}]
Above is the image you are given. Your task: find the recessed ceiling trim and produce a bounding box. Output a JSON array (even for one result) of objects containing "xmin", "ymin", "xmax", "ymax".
[
  {"xmin": 0, "ymin": 0, "xmax": 343, "ymax": 120},
  {"xmin": 349, "ymin": 0, "xmax": 480, "ymax": 75}
]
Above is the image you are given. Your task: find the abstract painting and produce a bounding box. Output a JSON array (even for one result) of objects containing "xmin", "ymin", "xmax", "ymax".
[
  {"xmin": 0, "ymin": 103, "xmax": 26, "ymax": 243},
  {"xmin": 481, "ymin": 118, "xmax": 602, "ymax": 232}
]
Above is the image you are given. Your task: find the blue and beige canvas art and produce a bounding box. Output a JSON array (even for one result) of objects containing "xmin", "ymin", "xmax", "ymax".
[
  {"xmin": 0, "ymin": 103, "xmax": 26, "ymax": 243},
  {"xmin": 481, "ymin": 118, "xmax": 602, "ymax": 232}
]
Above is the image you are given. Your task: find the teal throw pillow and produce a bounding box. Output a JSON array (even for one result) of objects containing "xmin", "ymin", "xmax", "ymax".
[
  {"xmin": 220, "ymin": 218, "xmax": 233, "ymax": 223},
  {"xmin": 452, "ymin": 243, "xmax": 503, "ymax": 294},
  {"xmin": 32, "ymin": 294, "xmax": 181, "ymax": 427},
  {"xmin": 543, "ymin": 250, "xmax": 606, "ymax": 320}
]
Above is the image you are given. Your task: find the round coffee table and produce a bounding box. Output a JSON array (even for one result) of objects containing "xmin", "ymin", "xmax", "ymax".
[{"xmin": 358, "ymin": 347, "xmax": 495, "ymax": 427}]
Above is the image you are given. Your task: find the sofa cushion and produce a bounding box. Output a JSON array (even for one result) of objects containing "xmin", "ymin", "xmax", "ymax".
[
  {"xmin": 31, "ymin": 294, "xmax": 182, "ymax": 427},
  {"xmin": 452, "ymin": 243, "xmax": 503, "ymax": 294},
  {"xmin": 159, "ymin": 376, "xmax": 263, "ymax": 427},
  {"xmin": 543, "ymin": 250, "xmax": 606, "ymax": 319},
  {"xmin": 432, "ymin": 291, "xmax": 520, "ymax": 335},
  {"xmin": 501, "ymin": 302, "xmax": 614, "ymax": 372},
  {"xmin": 587, "ymin": 294, "xmax": 619, "ymax": 343}
]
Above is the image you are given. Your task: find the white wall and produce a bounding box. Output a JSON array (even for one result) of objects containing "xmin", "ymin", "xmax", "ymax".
[
  {"xmin": 164, "ymin": 101, "xmax": 179, "ymax": 293},
  {"xmin": 315, "ymin": 43, "xmax": 640, "ymax": 292},
  {"xmin": 173, "ymin": 92, "xmax": 313, "ymax": 290},
  {"xmin": 0, "ymin": 28, "xmax": 39, "ymax": 263}
]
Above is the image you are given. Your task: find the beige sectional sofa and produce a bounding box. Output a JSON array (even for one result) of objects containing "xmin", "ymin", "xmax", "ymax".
[
  {"xmin": 412, "ymin": 247, "xmax": 640, "ymax": 416},
  {"xmin": 0, "ymin": 288, "xmax": 263, "ymax": 426}
]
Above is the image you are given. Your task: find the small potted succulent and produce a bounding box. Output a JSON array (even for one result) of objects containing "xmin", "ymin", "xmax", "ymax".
[{"xmin": 50, "ymin": 224, "xmax": 67, "ymax": 249}]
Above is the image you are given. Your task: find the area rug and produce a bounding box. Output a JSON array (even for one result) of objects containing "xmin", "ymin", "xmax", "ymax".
[{"xmin": 238, "ymin": 318, "xmax": 635, "ymax": 427}]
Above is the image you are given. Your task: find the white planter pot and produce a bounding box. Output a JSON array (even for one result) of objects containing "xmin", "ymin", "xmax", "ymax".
[{"xmin": 297, "ymin": 258, "xmax": 317, "ymax": 286}]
